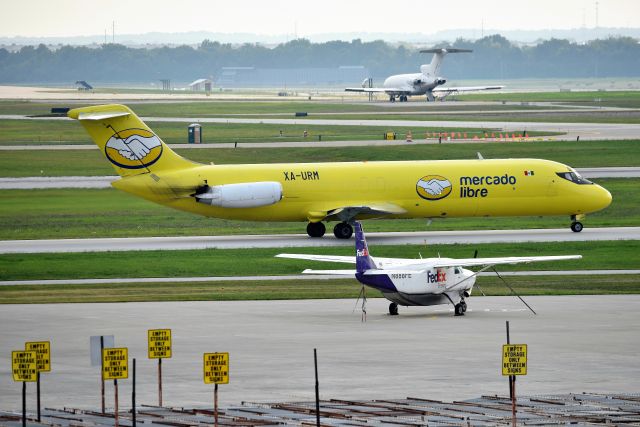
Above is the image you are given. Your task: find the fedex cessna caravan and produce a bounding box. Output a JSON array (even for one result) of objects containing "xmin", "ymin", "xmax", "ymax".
[
  {"xmin": 278, "ymin": 222, "xmax": 581, "ymax": 316},
  {"xmin": 346, "ymin": 48, "xmax": 503, "ymax": 102}
]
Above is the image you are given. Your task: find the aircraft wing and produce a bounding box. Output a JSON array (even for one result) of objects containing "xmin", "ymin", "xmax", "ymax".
[
  {"xmin": 433, "ymin": 85, "xmax": 505, "ymax": 94},
  {"xmin": 302, "ymin": 269, "xmax": 356, "ymax": 275},
  {"xmin": 428, "ymin": 255, "xmax": 582, "ymax": 269},
  {"xmin": 276, "ymin": 254, "xmax": 355, "ymax": 264},
  {"xmin": 345, "ymin": 87, "xmax": 392, "ymax": 93},
  {"xmin": 320, "ymin": 203, "xmax": 407, "ymax": 223}
]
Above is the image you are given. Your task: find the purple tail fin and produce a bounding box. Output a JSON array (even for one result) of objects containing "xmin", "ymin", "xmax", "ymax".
[{"xmin": 355, "ymin": 222, "xmax": 377, "ymax": 273}]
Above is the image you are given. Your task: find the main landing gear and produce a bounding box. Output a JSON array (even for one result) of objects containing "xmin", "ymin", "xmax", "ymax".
[
  {"xmin": 306, "ymin": 222, "xmax": 354, "ymax": 239},
  {"xmin": 454, "ymin": 300, "xmax": 468, "ymax": 316},
  {"xmin": 307, "ymin": 222, "xmax": 326, "ymax": 238},
  {"xmin": 333, "ymin": 222, "xmax": 353, "ymax": 239},
  {"xmin": 389, "ymin": 302, "xmax": 399, "ymax": 316}
]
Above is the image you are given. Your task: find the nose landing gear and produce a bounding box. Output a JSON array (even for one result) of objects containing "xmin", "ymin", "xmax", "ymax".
[{"xmin": 570, "ymin": 215, "xmax": 584, "ymax": 232}]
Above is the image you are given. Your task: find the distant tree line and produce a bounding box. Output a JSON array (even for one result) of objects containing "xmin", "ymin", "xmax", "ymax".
[{"xmin": 0, "ymin": 34, "xmax": 638, "ymax": 84}]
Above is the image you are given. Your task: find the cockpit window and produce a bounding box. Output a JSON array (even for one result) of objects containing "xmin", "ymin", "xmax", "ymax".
[
  {"xmin": 454, "ymin": 267, "xmax": 461, "ymax": 274},
  {"xmin": 556, "ymin": 171, "xmax": 593, "ymax": 185}
]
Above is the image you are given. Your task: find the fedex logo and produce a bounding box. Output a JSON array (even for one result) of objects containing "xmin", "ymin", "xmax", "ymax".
[
  {"xmin": 426, "ymin": 270, "xmax": 446, "ymax": 284},
  {"xmin": 357, "ymin": 249, "xmax": 369, "ymax": 257}
]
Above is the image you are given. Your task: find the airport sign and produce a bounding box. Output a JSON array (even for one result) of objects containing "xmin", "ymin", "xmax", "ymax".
[
  {"xmin": 203, "ymin": 352, "xmax": 229, "ymax": 384},
  {"xmin": 12, "ymin": 350, "xmax": 38, "ymax": 382},
  {"xmin": 502, "ymin": 344, "xmax": 527, "ymax": 376},
  {"xmin": 25, "ymin": 341, "xmax": 51, "ymax": 372},
  {"xmin": 148, "ymin": 329, "xmax": 172, "ymax": 359},
  {"xmin": 102, "ymin": 348, "xmax": 128, "ymax": 380}
]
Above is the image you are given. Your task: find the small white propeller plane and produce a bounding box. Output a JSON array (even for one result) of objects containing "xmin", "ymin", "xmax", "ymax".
[{"xmin": 277, "ymin": 222, "xmax": 581, "ymax": 316}]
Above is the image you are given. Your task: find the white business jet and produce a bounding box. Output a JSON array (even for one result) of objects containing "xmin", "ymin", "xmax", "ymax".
[{"xmin": 346, "ymin": 48, "xmax": 503, "ymax": 102}]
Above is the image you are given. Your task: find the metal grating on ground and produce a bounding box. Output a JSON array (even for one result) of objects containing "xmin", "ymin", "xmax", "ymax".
[{"xmin": 1, "ymin": 393, "xmax": 639, "ymax": 426}]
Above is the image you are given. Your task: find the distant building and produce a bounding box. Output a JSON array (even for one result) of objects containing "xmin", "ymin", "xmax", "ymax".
[
  {"xmin": 218, "ymin": 66, "xmax": 369, "ymax": 87},
  {"xmin": 188, "ymin": 78, "xmax": 213, "ymax": 91}
]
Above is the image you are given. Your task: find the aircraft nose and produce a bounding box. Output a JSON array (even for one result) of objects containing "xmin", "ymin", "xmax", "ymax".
[{"xmin": 591, "ymin": 184, "xmax": 612, "ymax": 213}]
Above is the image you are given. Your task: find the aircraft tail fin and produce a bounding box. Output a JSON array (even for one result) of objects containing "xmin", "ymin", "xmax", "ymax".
[
  {"xmin": 419, "ymin": 48, "xmax": 472, "ymax": 78},
  {"xmin": 68, "ymin": 104, "xmax": 199, "ymax": 177},
  {"xmin": 355, "ymin": 221, "xmax": 377, "ymax": 273}
]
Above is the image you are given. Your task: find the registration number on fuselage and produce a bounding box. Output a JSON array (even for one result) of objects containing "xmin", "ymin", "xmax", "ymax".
[
  {"xmin": 391, "ymin": 273, "xmax": 412, "ymax": 279},
  {"xmin": 283, "ymin": 171, "xmax": 320, "ymax": 181}
]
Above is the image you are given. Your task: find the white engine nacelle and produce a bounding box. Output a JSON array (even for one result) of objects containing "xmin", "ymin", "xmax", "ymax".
[{"xmin": 195, "ymin": 181, "xmax": 282, "ymax": 208}]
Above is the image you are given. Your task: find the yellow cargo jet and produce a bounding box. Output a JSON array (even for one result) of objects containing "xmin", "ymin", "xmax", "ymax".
[{"xmin": 69, "ymin": 104, "xmax": 612, "ymax": 238}]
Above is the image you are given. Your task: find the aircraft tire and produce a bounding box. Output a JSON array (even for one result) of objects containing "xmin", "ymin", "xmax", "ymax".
[
  {"xmin": 571, "ymin": 221, "xmax": 583, "ymax": 232},
  {"xmin": 333, "ymin": 222, "xmax": 353, "ymax": 239},
  {"xmin": 389, "ymin": 303, "xmax": 399, "ymax": 316},
  {"xmin": 461, "ymin": 301, "xmax": 467, "ymax": 313},
  {"xmin": 454, "ymin": 303, "xmax": 465, "ymax": 316},
  {"xmin": 307, "ymin": 222, "xmax": 326, "ymax": 238}
]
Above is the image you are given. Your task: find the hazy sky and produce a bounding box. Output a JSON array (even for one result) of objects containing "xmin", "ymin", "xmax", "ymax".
[{"xmin": 1, "ymin": 0, "xmax": 639, "ymax": 38}]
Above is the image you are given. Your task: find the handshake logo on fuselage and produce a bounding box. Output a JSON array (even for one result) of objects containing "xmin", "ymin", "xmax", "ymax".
[{"xmin": 416, "ymin": 175, "xmax": 452, "ymax": 201}]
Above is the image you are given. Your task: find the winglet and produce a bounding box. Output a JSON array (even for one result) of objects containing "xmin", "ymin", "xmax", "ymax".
[{"xmin": 355, "ymin": 221, "xmax": 377, "ymax": 273}]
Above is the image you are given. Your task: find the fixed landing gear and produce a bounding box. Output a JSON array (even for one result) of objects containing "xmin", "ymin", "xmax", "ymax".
[
  {"xmin": 454, "ymin": 300, "xmax": 467, "ymax": 316},
  {"xmin": 389, "ymin": 302, "xmax": 399, "ymax": 316},
  {"xmin": 333, "ymin": 222, "xmax": 353, "ymax": 239},
  {"xmin": 307, "ymin": 222, "xmax": 326, "ymax": 238}
]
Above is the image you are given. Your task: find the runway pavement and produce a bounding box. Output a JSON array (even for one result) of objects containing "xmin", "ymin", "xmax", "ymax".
[
  {"xmin": 1, "ymin": 296, "xmax": 638, "ymax": 410},
  {"xmin": 1, "ymin": 227, "xmax": 638, "ymax": 254},
  {"xmin": 0, "ymin": 167, "xmax": 635, "ymax": 189}
]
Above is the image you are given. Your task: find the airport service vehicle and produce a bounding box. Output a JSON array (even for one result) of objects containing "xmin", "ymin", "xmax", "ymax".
[
  {"xmin": 69, "ymin": 104, "xmax": 611, "ymax": 238},
  {"xmin": 346, "ymin": 48, "xmax": 503, "ymax": 101},
  {"xmin": 278, "ymin": 222, "xmax": 581, "ymax": 316}
]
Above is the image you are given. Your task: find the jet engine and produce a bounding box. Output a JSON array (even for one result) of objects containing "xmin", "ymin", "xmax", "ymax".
[{"xmin": 194, "ymin": 181, "xmax": 282, "ymax": 208}]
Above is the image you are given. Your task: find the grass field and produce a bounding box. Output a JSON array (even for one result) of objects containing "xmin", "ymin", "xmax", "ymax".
[
  {"xmin": 1, "ymin": 140, "xmax": 638, "ymax": 177},
  {"xmin": 456, "ymin": 90, "xmax": 640, "ymax": 108},
  {"xmin": 0, "ymin": 178, "xmax": 635, "ymax": 239},
  {"xmin": 1, "ymin": 240, "xmax": 638, "ymax": 281},
  {"xmin": 279, "ymin": 111, "xmax": 640, "ymax": 124},
  {"xmin": 0, "ymin": 240, "xmax": 638, "ymax": 304},
  {"xmin": 0, "ymin": 99, "xmax": 564, "ymax": 116},
  {"xmin": 0, "ymin": 118, "xmax": 510, "ymax": 146},
  {"xmin": 1, "ymin": 274, "xmax": 639, "ymax": 304}
]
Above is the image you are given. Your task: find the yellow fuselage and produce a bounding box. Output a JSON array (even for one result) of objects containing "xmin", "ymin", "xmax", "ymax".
[{"xmin": 112, "ymin": 158, "xmax": 612, "ymax": 222}]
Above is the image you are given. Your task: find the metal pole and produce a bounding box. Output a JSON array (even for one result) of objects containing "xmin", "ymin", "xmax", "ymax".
[
  {"xmin": 100, "ymin": 336, "xmax": 105, "ymax": 414},
  {"xmin": 114, "ymin": 379, "xmax": 119, "ymax": 427},
  {"xmin": 214, "ymin": 383, "xmax": 219, "ymax": 427},
  {"xmin": 132, "ymin": 358, "xmax": 136, "ymax": 427},
  {"xmin": 22, "ymin": 381, "xmax": 26, "ymax": 427},
  {"xmin": 511, "ymin": 376, "xmax": 517, "ymax": 426},
  {"xmin": 314, "ymin": 348, "xmax": 320, "ymax": 427},
  {"xmin": 506, "ymin": 321, "xmax": 513, "ymax": 400},
  {"xmin": 159, "ymin": 358, "xmax": 162, "ymax": 407},
  {"xmin": 37, "ymin": 371, "xmax": 41, "ymax": 422}
]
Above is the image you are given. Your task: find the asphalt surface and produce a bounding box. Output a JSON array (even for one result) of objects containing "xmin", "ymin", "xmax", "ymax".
[
  {"xmin": 1, "ymin": 227, "xmax": 638, "ymax": 254},
  {"xmin": 1, "ymin": 296, "xmax": 639, "ymax": 410},
  {"xmin": 0, "ymin": 167, "xmax": 635, "ymax": 189}
]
